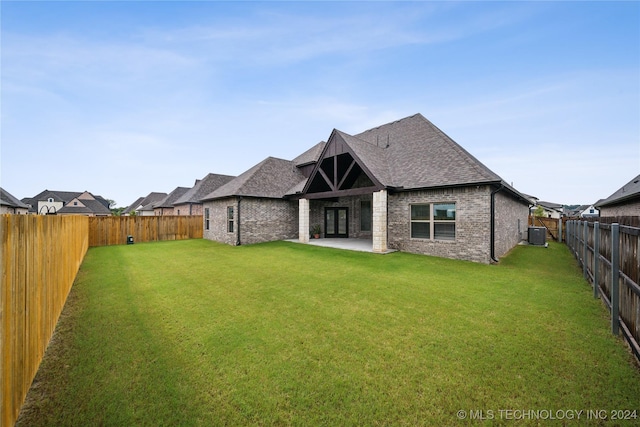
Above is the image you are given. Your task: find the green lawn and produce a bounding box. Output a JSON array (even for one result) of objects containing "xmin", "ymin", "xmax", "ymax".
[{"xmin": 17, "ymin": 240, "xmax": 640, "ymax": 426}]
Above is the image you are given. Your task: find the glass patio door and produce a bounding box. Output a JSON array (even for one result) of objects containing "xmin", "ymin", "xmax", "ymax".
[{"xmin": 325, "ymin": 207, "xmax": 348, "ymax": 238}]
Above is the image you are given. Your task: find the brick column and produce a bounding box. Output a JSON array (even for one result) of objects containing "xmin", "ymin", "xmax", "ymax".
[
  {"xmin": 373, "ymin": 190, "xmax": 387, "ymax": 253},
  {"xmin": 299, "ymin": 198, "xmax": 309, "ymax": 243}
]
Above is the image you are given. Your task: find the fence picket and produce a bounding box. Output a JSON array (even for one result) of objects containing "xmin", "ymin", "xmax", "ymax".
[{"xmin": 1, "ymin": 214, "xmax": 204, "ymax": 427}]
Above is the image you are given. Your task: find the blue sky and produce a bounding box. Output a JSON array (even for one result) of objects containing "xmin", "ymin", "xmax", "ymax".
[{"xmin": 2, "ymin": 1, "xmax": 638, "ymax": 208}]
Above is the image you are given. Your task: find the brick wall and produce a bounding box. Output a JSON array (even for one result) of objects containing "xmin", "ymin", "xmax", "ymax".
[
  {"xmin": 203, "ymin": 198, "xmax": 237, "ymax": 245},
  {"xmin": 239, "ymin": 198, "xmax": 298, "ymax": 244},
  {"xmin": 388, "ymin": 186, "xmax": 492, "ymax": 263},
  {"xmin": 174, "ymin": 203, "xmax": 204, "ymax": 216},
  {"xmin": 598, "ymin": 200, "xmax": 640, "ymax": 217},
  {"xmin": 494, "ymin": 190, "xmax": 529, "ymax": 259},
  {"xmin": 203, "ymin": 197, "xmax": 297, "ymax": 245}
]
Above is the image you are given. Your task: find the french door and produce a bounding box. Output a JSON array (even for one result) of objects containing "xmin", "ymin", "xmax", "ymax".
[{"xmin": 325, "ymin": 207, "xmax": 348, "ymax": 238}]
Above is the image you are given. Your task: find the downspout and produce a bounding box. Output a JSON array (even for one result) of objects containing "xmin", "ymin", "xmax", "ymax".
[
  {"xmin": 236, "ymin": 196, "xmax": 242, "ymax": 246},
  {"xmin": 490, "ymin": 184, "xmax": 504, "ymax": 263}
]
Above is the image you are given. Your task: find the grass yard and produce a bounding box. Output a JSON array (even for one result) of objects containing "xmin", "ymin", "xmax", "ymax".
[{"xmin": 17, "ymin": 240, "xmax": 640, "ymax": 426}]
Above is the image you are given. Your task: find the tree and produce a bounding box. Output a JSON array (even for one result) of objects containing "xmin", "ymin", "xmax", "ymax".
[{"xmin": 534, "ymin": 205, "xmax": 545, "ymax": 217}]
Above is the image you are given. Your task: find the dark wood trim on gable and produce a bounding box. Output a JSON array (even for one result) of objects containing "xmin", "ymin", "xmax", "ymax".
[{"xmin": 300, "ymin": 130, "xmax": 384, "ymax": 199}]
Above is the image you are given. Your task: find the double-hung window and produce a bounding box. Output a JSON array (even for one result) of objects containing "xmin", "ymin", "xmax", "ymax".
[
  {"xmin": 204, "ymin": 208, "xmax": 210, "ymax": 230},
  {"xmin": 410, "ymin": 203, "xmax": 456, "ymax": 241},
  {"xmin": 227, "ymin": 206, "xmax": 234, "ymax": 233}
]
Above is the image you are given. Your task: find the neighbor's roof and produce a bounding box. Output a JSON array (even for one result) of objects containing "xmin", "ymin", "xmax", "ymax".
[
  {"xmin": 201, "ymin": 157, "xmax": 306, "ymax": 201},
  {"xmin": 174, "ymin": 173, "xmax": 236, "ymax": 205},
  {"xmin": 596, "ymin": 174, "xmax": 640, "ymax": 208},
  {"xmin": 57, "ymin": 198, "xmax": 111, "ymax": 215},
  {"xmin": 0, "ymin": 187, "xmax": 29, "ymax": 209},
  {"xmin": 126, "ymin": 192, "xmax": 168, "ymax": 213},
  {"xmin": 154, "ymin": 187, "xmax": 191, "ymax": 208}
]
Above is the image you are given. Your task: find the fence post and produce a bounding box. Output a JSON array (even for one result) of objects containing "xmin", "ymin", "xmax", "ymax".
[
  {"xmin": 558, "ymin": 218, "xmax": 563, "ymax": 243},
  {"xmin": 583, "ymin": 221, "xmax": 589, "ymax": 279},
  {"xmin": 611, "ymin": 223, "xmax": 620, "ymax": 336},
  {"xmin": 593, "ymin": 222, "xmax": 599, "ymax": 299}
]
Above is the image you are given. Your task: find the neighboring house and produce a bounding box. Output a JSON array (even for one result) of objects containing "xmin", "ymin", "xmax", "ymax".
[
  {"xmin": 123, "ymin": 192, "xmax": 168, "ymax": 216},
  {"xmin": 22, "ymin": 189, "xmax": 110, "ymax": 215},
  {"xmin": 533, "ymin": 201, "xmax": 563, "ymax": 219},
  {"xmin": 173, "ymin": 173, "xmax": 235, "ymax": 216},
  {"xmin": 57, "ymin": 191, "xmax": 112, "ymax": 216},
  {"xmin": 596, "ymin": 174, "xmax": 640, "ymax": 217},
  {"xmin": 153, "ymin": 187, "xmax": 190, "ymax": 216},
  {"xmin": 566, "ymin": 204, "xmax": 599, "ymax": 218},
  {"xmin": 0, "ymin": 187, "xmax": 30, "ymax": 214},
  {"xmin": 202, "ymin": 113, "xmax": 532, "ymax": 264}
]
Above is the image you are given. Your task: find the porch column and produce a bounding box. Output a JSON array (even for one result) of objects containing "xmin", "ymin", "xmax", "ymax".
[
  {"xmin": 372, "ymin": 189, "xmax": 388, "ymax": 253},
  {"xmin": 299, "ymin": 198, "xmax": 310, "ymax": 243}
]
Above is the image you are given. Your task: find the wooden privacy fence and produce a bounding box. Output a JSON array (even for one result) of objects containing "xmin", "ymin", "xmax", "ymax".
[
  {"xmin": 566, "ymin": 220, "xmax": 640, "ymax": 363},
  {"xmin": 88, "ymin": 215, "xmax": 203, "ymax": 247},
  {"xmin": 1, "ymin": 214, "xmax": 203, "ymax": 427},
  {"xmin": 528, "ymin": 215, "xmax": 566, "ymax": 242},
  {"xmin": 1, "ymin": 215, "xmax": 89, "ymax": 427}
]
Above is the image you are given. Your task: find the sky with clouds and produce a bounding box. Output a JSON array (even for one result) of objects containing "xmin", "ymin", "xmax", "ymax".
[{"xmin": 2, "ymin": 1, "xmax": 638, "ymax": 208}]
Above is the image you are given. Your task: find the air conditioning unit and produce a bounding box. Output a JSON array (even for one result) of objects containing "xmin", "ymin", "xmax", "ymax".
[{"xmin": 528, "ymin": 227, "xmax": 546, "ymax": 246}]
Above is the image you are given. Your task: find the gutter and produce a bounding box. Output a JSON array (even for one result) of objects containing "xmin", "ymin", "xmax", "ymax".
[{"xmin": 490, "ymin": 184, "xmax": 504, "ymax": 263}]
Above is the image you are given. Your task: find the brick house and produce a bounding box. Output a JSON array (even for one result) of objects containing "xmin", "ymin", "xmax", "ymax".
[
  {"xmin": 202, "ymin": 114, "xmax": 532, "ymax": 263},
  {"xmin": 595, "ymin": 174, "xmax": 640, "ymax": 217},
  {"xmin": 0, "ymin": 187, "xmax": 29, "ymax": 214},
  {"xmin": 153, "ymin": 187, "xmax": 190, "ymax": 216},
  {"xmin": 22, "ymin": 189, "xmax": 111, "ymax": 216},
  {"xmin": 173, "ymin": 173, "xmax": 235, "ymax": 216}
]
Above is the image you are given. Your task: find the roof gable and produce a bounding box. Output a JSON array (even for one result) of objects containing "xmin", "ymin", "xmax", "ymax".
[
  {"xmin": 300, "ymin": 130, "xmax": 384, "ymax": 199},
  {"xmin": 202, "ymin": 157, "xmax": 305, "ymax": 201},
  {"xmin": 155, "ymin": 187, "xmax": 190, "ymax": 208},
  {"xmin": 174, "ymin": 173, "xmax": 236, "ymax": 205}
]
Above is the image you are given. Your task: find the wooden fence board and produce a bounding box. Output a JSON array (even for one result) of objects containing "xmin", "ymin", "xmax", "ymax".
[
  {"xmin": 87, "ymin": 216, "xmax": 203, "ymax": 247},
  {"xmin": 2, "ymin": 214, "xmax": 204, "ymax": 426}
]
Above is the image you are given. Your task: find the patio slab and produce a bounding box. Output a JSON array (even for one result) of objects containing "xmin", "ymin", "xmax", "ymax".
[{"xmin": 285, "ymin": 238, "xmax": 397, "ymax": 254}]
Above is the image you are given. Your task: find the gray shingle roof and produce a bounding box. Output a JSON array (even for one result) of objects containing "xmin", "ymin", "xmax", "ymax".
[
  {"xmin": 352, "ymin": 113, "xmax": 502, "ymax": 189},
  {"xmin": 202, "ymin": 157, "xmax": 306, "ymax": 201},
  {"xmin": 596, "ymin": 174, "xmax": 640, "ymax": 208},
  {"xmin": 22, "ymin": 190, "xmax": 83, "ymax": 213},
  {"xmin": 58, "ymin": 198, "xmax": 111, "ymax": 215},
  {"xmin": 174, "ymin": 173, "xmax": 236, "ymax": 205},
  {"xmin": 155, "ymin": 187, "xmax": 191, "ymax": 208},
  {"xmin": 292, "ymin": 141, "xmax": 326, "ymax": 166},
  {"xmin": 0, "ymin": 187, "xmax": 29, "ymax": 209},
  {"xmin": 126, "ymin": 192, "xmax": 168, "ymax": 213}
]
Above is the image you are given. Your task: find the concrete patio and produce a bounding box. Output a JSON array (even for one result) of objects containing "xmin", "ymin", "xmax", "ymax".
[{"xmin": 285, "ymin": 238, "xmax": 397, "ymax": 254}]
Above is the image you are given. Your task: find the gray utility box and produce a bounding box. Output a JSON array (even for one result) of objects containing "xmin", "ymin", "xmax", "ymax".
[{"xmin": 528, "ymin": 227, "xmax": 546, "ymax": 246}]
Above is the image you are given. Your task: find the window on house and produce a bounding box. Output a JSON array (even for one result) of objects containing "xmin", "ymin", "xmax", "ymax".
[
  {"xmin": 360, "ymin": 200, "xmax": 372, "ymax": 232},
  {"xmin": 204, "ymin": 208, "xmax": 210, "ymax": 230},
  {"xmin": 410, "ymin": 203, "xmax": 456, "ymax": 241},
  {"xmin": 227, "ymin": 206, "xmax": 234, "ymax": 233},
  {"xmin": 48, "ymin": 198, "xmax": 54, "ymax": 203}
]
